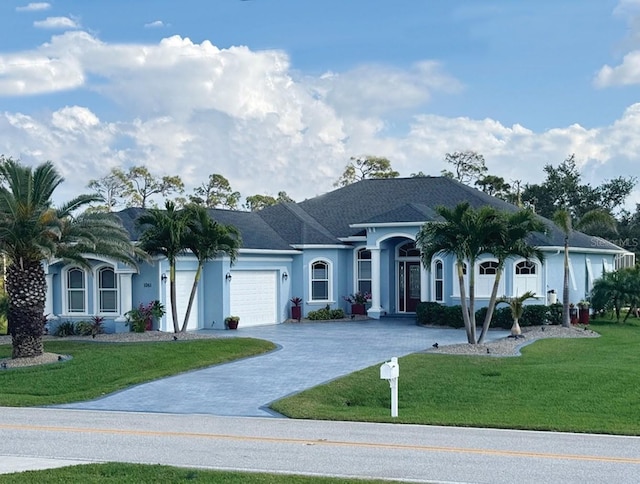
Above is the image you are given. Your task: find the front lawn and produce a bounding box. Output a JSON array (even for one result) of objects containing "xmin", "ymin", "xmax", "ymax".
[
  {"xmin": 0, "ymin": 463, "xmax": 394, "ymax": 483},
  {"xmin": 271, "ymin": 320, "xmax": 640, "ymax": 435},
  {"xmin": 0, "ymin": 338, "xmax": 275, "ymax": 406}
]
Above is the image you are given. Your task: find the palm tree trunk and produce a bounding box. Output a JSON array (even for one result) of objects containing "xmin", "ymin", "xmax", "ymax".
[
  {"xmin": 169, "ymin": 264, "xmax": 180, "ymax": 333},
  {"xmin": 562, "ymin": 238, "xmax": 570, "ymax": 328},
  {"xmin": 457, "ymin": 261, "xmax": 474, "ymax": 344},
  {"xmin": 6, "ymin": 259, "xmax": 46, "ymax": 358},
  {"xmin": 180, "ymin": 263, "xmax": 202, "ymax": 332},
  {"xmin": 478, "ymin": 265, "xmax": 504, "ymax": 344},
  {"xmin": 511, "ymin": 317, "xmax": 522, "ymax": 336},
  {"xmin": 468, "ymin": 262, "xmax": 477, "ymax": 343}
]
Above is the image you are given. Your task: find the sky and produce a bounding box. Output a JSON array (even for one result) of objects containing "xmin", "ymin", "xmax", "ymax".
[{"xmin": 1, "ymin": 0, "xmax": 640, "ymax": 208}]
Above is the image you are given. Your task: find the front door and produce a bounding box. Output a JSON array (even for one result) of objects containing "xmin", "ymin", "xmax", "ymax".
[{"xmin": 398, "ymin": 261, "xmax": 421, "ymax": 312}]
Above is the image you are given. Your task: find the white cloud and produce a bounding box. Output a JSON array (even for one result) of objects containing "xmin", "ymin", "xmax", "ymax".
[
  {"xmin": 16, "ymin": 2, "xmax": 51, "ymax": 12},
  {"xmin": 0, "ymin": 33, "xmax": 639, "ymax": 209},
  {"xmin": 34, "ymin": 16, "xmax": 80, "ymax": 30},
  {"xmin": 144, "ymin": 20, "xmax": 166, "ymax": 29}
]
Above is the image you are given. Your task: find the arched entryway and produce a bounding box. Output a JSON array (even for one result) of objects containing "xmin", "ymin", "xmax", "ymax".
[{"xmin": 397, "ymin": 241, "xmax": 421, "ymax": 312}]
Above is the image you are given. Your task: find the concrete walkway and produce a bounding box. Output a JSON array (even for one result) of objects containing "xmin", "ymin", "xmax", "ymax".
[{"xmin": 56, "ymin": 319, "xmax": 508, "ymax": 417}]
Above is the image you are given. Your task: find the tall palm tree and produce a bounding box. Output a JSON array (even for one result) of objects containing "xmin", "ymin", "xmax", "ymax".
[
  {"xmin": 553, "ymin": 208, "xmax": 617, "ymax": 328},
  {"xmin": 0, "ymin": 158, "xmax": 140, "ymax": 358},
  {"xmin": 417, "ymin": 202, "xmax": 503, "ymax": 344},
  {"xmin": 180, "ymin": 205, "xmax": 241, "ymax": 332},
  {"xmin": 137, "ymin": 201, "xmax": 189, "ymax": 333},
  {"xmin": 477, "ymin": 210, "xmax": 546, "ymax": 343},
  {"xmin": 591, "ymin": 267, "xmax": 636, "ymax": 322}
]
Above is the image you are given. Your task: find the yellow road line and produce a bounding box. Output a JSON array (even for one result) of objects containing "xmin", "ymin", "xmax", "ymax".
[{"xmin": 2, "ymin": 423, "xmax": 639, "ymax": 465}]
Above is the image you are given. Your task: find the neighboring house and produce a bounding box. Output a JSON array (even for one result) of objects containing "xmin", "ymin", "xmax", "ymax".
[{"xmin": 44, "ymin": 177, "xmax": 634, "ymax": 332}]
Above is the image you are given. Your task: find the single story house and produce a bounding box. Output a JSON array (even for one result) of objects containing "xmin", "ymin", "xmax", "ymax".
[{"xmin": 43, "ymin": 177, "xmax": 634, "ymax": 332}]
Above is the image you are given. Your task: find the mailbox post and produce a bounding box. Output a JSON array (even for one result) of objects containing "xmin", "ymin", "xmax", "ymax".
[{"xmin": 379, "ymin": 357, "xmax": 399, "ymax": 417}]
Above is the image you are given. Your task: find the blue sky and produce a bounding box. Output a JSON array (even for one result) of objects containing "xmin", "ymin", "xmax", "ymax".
[{"xmin": 1, "ymin": 0, "xmax": 639, "ymax": 207}]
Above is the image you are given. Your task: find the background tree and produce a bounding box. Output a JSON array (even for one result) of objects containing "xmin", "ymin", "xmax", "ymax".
[
  {"xmin": 522, "ymin": 154, "xmax": 636, "ymax": 222},
  {"xmin": 181, "ymin": 205, "xmax": 241, "ymax": 332},
  {"xmin": 244, "ymin": 191, "xmax": 294, "ymax": 211},
  {"xmin": 188, "ymin": 174, "xmax": 241, "ymax": 210},
  {"xmin": 334, "ymin": 156, "xmax": 399, "ymax": 187},
  {"xmin": 87, "ymin": 168, "xmax": 129, "ymax": 212},
  {"xmin": 0, "ymin": 157, "xmax": 139, "ymax": 358},
  {"xmin": 137, "ymin": 201, "xmax": 189, "ymax": 333},
  {"xmin": 441, "ymin": 151, "xmax": 488, "ymax": 185},
  {"xmin": 122, "ymin": 166, "xmax": 184, "ymax": 209},
  {"xmin": 474, "ymin": 174, "xmax": 511, "ymax": 200}
]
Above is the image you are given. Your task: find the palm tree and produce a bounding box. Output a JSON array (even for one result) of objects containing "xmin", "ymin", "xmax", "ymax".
[
  {"xmin": 137, "ymin": 201, "xmax": 189, "ymax": 333},
  {"xmin": 496, "ymin": 291, "xmax": 537, "ymax": 337},
  {"xmin": 180, "ymin": 205, "xmax": 241, "ymax": 332},
  {"xmin": 0, "ymin": 158, "xmax": 140, "ymax": 358},
  {"xmin": 477, "ymin": 210, "xmax": 546, "ymax": 343},
  {"xmin": 590, "ymin": 267, "xmax": 637, "ymax": 322},
  {"xmin": 417, "ymin": 202, "xmax": 504, "ymax": 344},
  {"xmin": 553, "ymin": 209, "xmax": 617, "ymax": 328}
]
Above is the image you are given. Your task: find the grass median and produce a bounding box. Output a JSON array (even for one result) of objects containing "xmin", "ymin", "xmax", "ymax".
[
  {"xmin": 0, "ymin": 338, "xmax": 275, "ymax": 406},
  {"xmin": 271, "ymin": 320, "xmax": 640, "ymax": 435}
]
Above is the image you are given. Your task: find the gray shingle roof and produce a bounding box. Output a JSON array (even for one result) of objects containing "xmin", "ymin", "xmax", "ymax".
[{"xmin": 116, "ymin": 177, "xmax": 624, "ymax": 252}]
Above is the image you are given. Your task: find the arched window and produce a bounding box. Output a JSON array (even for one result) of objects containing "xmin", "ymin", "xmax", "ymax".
[
  {"xmin": 434, "ymin": 260, "xmax": 444, "ymax": 302},
  {"xmin": 311, "ymin": 260, "xmax": 331, "ymax": 301},
  {"xmin": 476, "ymin": 260, "xmax": 503, "ymax": 297},
  {"xmin": 398, "ymin": 241, "xmax": 420, "ymax": 258},
  {"xmin": 66, "ymin": 267, "xmax": 86, "ymax": 313},
  {"xmin": 98, "ymin": 267, "xmax": 118, "ymax": 313},
  {"xmin": 356, "ymin": 248, "xmax": 371, "ymax": 294},
  {"xmin": 514, "ymin": 259, "xmax": 540, "ymax": 295}
]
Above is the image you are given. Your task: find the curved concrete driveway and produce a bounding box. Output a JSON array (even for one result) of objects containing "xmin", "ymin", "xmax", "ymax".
[{"xmin": 56, "ymin": 319, "xmax": 508, "ymax": 417}]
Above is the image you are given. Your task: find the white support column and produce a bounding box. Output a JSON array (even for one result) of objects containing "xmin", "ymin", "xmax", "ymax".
[
  {"xmin": 420, "ymin": 261, "xmax": 428, "ymax": 302},
  {"xmin": 45, "ymin": 273, "xmax": 57, "ymax": 320},
  {"xmin": 116, "ymin": 273, "xmax": 133, "ymax": 322},
  {"xmin": 368, "ymin": 247, "xmax": 383, "ymax": 319}
]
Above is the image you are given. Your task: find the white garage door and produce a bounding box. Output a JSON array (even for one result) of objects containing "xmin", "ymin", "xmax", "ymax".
[
  {"xmin": 230, "ymin": 270, "xmax": 278, "ymax": 327},
  {"xmin": 165, "ymin": 271, "xmax": 199, "ymax": 331}
]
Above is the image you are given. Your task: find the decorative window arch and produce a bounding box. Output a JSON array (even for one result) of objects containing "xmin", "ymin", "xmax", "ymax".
[
  {"xmin": 64, "ymin": 266, "xmax": 87, "ymax": 314},
  {"xmin": 398, "ymin": 241, "xmax": 420, "ymax": 258},
  {"xmin": 433, "ymin": 259, "xmax": 444, "ymax": 302},
  {"xmin": 310, "ymin": 259, "xmax": 332, "ymax": 302},
  {"xmin": 356, "ymin": 248, "xmax": 371, "ymax": 295},
  {"xmin": 476, "ymin": 259, "xmax": 503, "ymax": 297},
  {"xmin": 96, "ymin": 265, "xmax": 118, "ymax": 313},
  {"xmin": 513, "ymin": 259, "xmax": 541, "ymax": 296}
]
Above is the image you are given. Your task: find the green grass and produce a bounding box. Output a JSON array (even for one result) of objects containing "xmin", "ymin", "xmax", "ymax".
[
  {"xmin": 0, "ymin": 463, "xmax": 395, "ymax": 483},
  {"xmin": 0, "ymin": 338, "xmax": 275, "ymax": 406},
  {"xmin": 271, "ymin": 320, "xmax": 640, "ymax": 435}
]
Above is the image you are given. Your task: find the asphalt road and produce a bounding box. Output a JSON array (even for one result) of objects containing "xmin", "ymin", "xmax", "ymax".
[{"xmin": 2, "ymin": 407, "xmax": 639, "ymax": 483}]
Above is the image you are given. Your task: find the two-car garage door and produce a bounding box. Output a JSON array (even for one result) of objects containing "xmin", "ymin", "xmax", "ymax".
[{"xmin": 229, "ymin": 270, "xmax": 278, "ymax": 327}]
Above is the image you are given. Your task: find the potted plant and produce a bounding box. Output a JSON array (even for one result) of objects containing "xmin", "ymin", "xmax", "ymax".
[
  {"xmin": 577, "ymin": 300, "xmax": 590, "ymax": 325},
  {"xmin": 125, "ymin": 300, "xmax": 165, "ymax": 333},
  {"xmin": 569, "ymin": 303, "xmax": 578, "ymax": 325},
  {"xmin": 343, "ymin": 292, "xmax": 370, "ymax": 315},
  {"xmin": 496, "ymin": 291, "xmax": 536, "ymax": 337},
  {"xmin": 290, "ymin": 297, "xmax": 302, "ymax": 321},
  {"xmin": 225, "ymin": 316, "xmax": 240, "ymax": 330}
]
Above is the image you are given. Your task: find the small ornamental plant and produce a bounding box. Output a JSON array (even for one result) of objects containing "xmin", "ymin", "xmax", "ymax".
[
  {"xmin": 290, "ymin": 297, "xmax": 303, "ymax": 307},
  {"xmin": 343, "ymin": 292, "xmax": 370, "ymax": 305},
  {"xmin": 126, "ymin": 300, "xmax": 165, "ymax": 333}
]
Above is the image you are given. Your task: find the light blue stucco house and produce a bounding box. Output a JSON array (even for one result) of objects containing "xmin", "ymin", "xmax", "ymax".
[{"xmin": 43, "ymin": 177, "xmax": 634, "ymax": 332}]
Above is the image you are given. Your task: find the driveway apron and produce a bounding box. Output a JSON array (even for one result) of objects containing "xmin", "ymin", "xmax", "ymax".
[{"xmin": 55, "ymin": 319, "xmax": 508, "ymax": 417}]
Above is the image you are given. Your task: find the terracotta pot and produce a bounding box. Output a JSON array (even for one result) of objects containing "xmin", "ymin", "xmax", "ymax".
[
  {"xmin": 291, "ymin": 306, "xmax": 302, "ymax": 321},
  {"xmin": 226, "ymin": 319, "xmax": 239, "ymax": 330},
  {"xmin": 351, "ymin": 303, "xmax": 366, "ymax": 315},
  {"xmin": 578, "ymin": 308, "xmax": 590, "ymax": 325}
]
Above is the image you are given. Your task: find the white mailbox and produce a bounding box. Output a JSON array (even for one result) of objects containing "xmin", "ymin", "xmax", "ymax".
[{"xmin": 380, "ymin": 357, "xmax": 399, "ymax": 380}]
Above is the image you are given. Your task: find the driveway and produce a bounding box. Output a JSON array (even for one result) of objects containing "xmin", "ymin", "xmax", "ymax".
[{"xmin": 56, "ymin": 319, "xmax": 508, "ymax": 417}]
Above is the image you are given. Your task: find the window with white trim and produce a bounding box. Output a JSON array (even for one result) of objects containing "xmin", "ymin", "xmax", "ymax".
[
  {"xmin": 476, "ymin": 260, "xmax": 503, "ymax": 297},
  {"xmin": 434, "ymin": 260, "xmax": 444, "ymax": 302},
  {"xmin": 66, "ymin": 267, "xmax": 86, "ymax": 313},
  {"xmin": 98, "ymin": 266, "xmax": 118, "ymax": 313},
  {"xmin": 311, "ymin": 260, "xmax": 330, "ymax": 301},
  {"xmin": 514, "ymin": 260, "xmax": 539, "ymax": 296},
  {"xmin": 357, "ymin": 248, "xmax": 371, "ymax": 295},
  {"xmin": 452, "ymin": 261, "xmax": 468, "ymax": 297}
]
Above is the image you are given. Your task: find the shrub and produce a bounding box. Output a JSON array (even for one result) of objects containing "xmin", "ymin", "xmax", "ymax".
[
  {"xmin": 416, "ymin": 302, "xmax": 446, "ymax": 325},
  {"xmin": 75, "ymin": 316, "xmax": 105, "ymax": 336},
  {"xmin": 520, "ymin": 305, "xmax": 550, "ymax": 327},
  {"xmin": 307, "ymin": 305, "xmax": 345, "ymax": 321},
  {"xmin": 443, "ymin": 305, "xmax": 465, "ymax": 328},
  {"xmin": 126, "ymin": 300, "xmax": 165, "ymax": 332},
  {"xmin": 546, "ymin": 303, "xmax": 563, "ymax": 325},
  {"xmin": 478, "ymin": 304, "xmax": 552, "ymax": 329},
  {"xmin": 75, "ymin": 321, "xmax": 94, "ymax": 336},
  {"xmin": 54, "ymin": 320, "xmax": 76, "ymax": 337}
]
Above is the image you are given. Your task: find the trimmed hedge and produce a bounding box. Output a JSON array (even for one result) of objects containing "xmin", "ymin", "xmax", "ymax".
[
  {"xmin": 417, "ymin": 301, "xmax": 557, "ymax": 329},
  {"xmin": 307, "ymin": 306, "xmax": 346, "ymax": 321}
]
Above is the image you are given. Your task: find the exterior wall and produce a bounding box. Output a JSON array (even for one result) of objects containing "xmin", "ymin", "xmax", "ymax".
[{"xmin": 300, "ymin": 248, "xmax": 349, "ymax": 316}]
